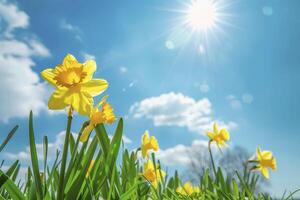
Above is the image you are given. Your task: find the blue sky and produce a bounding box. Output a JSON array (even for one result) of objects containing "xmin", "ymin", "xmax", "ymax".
[{"xmin": 0, "ymin": 0, "xmax": 299, "ymax": 197}]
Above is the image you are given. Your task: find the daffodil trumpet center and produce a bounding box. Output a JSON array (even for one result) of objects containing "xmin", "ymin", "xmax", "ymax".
[{"xmin": 54, "ymin": 66, "xmax": 87, "ymax": 88}]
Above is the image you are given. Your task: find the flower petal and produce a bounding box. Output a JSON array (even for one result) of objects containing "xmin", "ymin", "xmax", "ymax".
[
  {"xmin": 41, "ymin": 69, "xmax": 57, "ymax": 87},
  {"xmin": 256, "ymin": 147, "xmax": 262, "ymax": 160},
  {"xmin": 48, "ymin": 89, "xmax": 69, "ymax": 110},
  {"xmin": 64, "ymin": 91, "xmax": 93, "ymax": 116},
  {"xmin": 150, "ymin": 136, "xmax": 159, "ymax": 151},
  {"xmin": 142, "ymin": 130, "xmax": 150, "ymax": 145},
  {"xmin": 82, "ymin": 60, "xmax": 97, "ymax": 82},
  {"xmin": 271, "ymin": 158, "xmax": 277, "ymax": 170},
  {"xmin": 213, "ymin": 123, "xmax": 218, "ymax": 134},
  {"xmin": 63, "ymin": 54, "xmax": 80, "ymax": 68},
  {"xmin": 144, "ymin": 160, "xmax": 154, "ymax": 171},
  {"xmin": 261, "ymin": 151, "xmax": 272, "ymax": 159},
  {"xmin": 207, "ymin": 131, "xmax": 215, "ymax": 139},
  {"xmin": 261, "ymin": 167, "xmax": 269, "ymax": 179},
  {"xmin": 81, "ymin": 79, "xmax": 108, "ymax": 97},
  {"xmin": 220, "ymin": 128, "xmax": 230, "ymax": 141}
]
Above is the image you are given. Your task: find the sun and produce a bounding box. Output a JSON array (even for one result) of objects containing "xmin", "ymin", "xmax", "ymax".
[
  {"xmin": 185, "ymin": 0, "xmax": 218, "ymax": 31},
  {"xmin": 161, "ymin": 0, "xmax": 232, "ymax": 53}
]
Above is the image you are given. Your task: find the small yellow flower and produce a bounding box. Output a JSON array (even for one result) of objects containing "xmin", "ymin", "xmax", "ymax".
[
  {"xmin": 254, "ymin": 147, "xmax": 277, "ymax": 179},
  {"xmin": 80, "ymin": 95, "xmax": 116, "ymax": 142},
  {"xmin": 86, "ymin": 160, "xmax": 95, "ymax": 178},
  {"xmin": 207, "ymin": 123, "xmax": 230, "ymax": 148},
  {"xmin": 141, "ymin": 131, "xmax": 159, "ymax": 158},
  {"xmin": 176, "ymin": 182, "xmax": 200, "ymax": 196},
  {"xmin": 142, "ymin": 160, "xmax": 166, "ymax": 188},
  {"xmin": 41, "ymin": 54, "xmax": 108, "ymax": 115}
]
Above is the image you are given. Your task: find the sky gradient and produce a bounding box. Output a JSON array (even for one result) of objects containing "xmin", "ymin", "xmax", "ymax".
[{"xmin": 0, "ymin": 0, "xmax": 299, "ymax": 197}]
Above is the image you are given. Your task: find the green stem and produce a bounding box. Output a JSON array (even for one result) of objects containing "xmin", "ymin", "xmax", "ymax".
[
  {"xmin": 64, "ymin": 121, "xmax": 89, "ymax": 187},
  {"xmin": 57, "ymin": 107, "xmax": 73, "ymax": 200},
  {"xmin": 208, "ymin": 141, "xmax": 217, "ymax": 177}
]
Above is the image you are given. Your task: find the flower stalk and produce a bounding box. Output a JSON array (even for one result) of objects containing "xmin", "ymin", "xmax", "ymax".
[
  {"xmin": 57, "ymin": 106, "xmax": 73, "ymax": 200},
  {"xmin": 208, "ymin": 140, "xmax": 217, "ymax": 177}
]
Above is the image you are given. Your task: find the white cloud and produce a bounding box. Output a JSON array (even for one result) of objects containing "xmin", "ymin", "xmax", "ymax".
[
  {"xmin": 0, "ymin": 39, "xmax": 50, "ymax": 57},
  {"xmin": 130, "ymin": 92, "xmax": 237, "ymax": 135},
  {"xmin": 60, "ymin": 19, "xmax": 82, "ymax": 41},
  {"xmin": 82, "ymin": 52, "xmax": 96, "ymax": 61},
  {"xmin": 230, "ymin": 99, "xmax": 242, "ymax": 110},
  {"xmin": 108, "ymin": 134, "xmax": 132, "ymax": 144},
  {"xmin": 60, "ymin": 19, "xmax": 79, "ymax": 32},
  {"xmin": 122, "ymin": 135, "xmax": 132, "ymax": 144},
  {"xmin": 0, "ymin": 1, "xmax": 51, "ymax": 122},
  {"xmin": 157, "ymin": 140, "xmax": 212, "ymax": 167},
  {"xmin": 1, "ymin": 165, "xmax": 28, "ymax": 182},
  {"xmin": 0, "ymin": 0, "xmax": 29, "ymax": 37}
]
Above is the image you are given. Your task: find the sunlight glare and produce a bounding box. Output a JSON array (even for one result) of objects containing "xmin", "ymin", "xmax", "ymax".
[{"xmin": 186, "ymin": 0, "xmax": 217, "ymax": 31}]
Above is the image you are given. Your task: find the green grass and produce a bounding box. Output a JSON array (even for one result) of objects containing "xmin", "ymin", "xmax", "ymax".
[{"xmin": 0, "ymin": 111, "xmax": 298, "ymax": 200}]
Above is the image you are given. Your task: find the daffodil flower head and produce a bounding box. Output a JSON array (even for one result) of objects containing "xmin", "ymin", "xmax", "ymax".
[
  {"xmin": 141, "ymin": 130, "xmax": 159, "ymax": 158},
  {"xmin": 254, "ymin": 147, "xmax": 277, "ymax": 179},
  {"xmin": 207, "ymin": 123, "xmax": 230, "ymax": 148},
  {"xmin": 80, "ymin": 95, "xmax": 116, "ymax": 142},
  {"xmin": 142, "ymin": 160, "xmax": 166, "ymax": 188},
  {"xmin": 176, "ymin": 182, "xmax": 201, "ymax": 196},
  {"xmin": 41, "ymin": 54, "xmax": 108, "ymax": 116}
]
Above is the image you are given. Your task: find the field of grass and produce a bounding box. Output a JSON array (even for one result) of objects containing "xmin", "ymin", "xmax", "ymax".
[{"xmin": 0, "ymin": 54, "xmax": 298, "ymax": 200}]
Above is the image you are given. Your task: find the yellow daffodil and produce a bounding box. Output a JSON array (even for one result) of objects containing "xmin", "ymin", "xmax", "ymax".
[
  {"xmin": 41, "ymin": 54, "xmax": 108, "ymax": 115},
  {"xmin": 253, "ymin": 147, "xmax": 277, "ymax": 179},
  {"xmin": 141, "ymin": 130, "xmax": 159, "ymax": 158},
  {"xmin": 142, "ymin": 160, "xmax": 166, "ymax": 188},
  {"xmin": 80, "ymin": 95, "xmax": 116, "ymax": 142},
  {"xmin": 207, "ymin": 123, "xmax": 230, "ymax": 148},
  {"xmin": 86, "ymin": 160, "xmax": 95, "ymax": 178},
  {"xmin": 176, "ymin": 182, "xmax": 200, "ymax": 196}
]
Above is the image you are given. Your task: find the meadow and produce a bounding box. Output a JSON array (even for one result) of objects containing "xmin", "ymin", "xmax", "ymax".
[{"xmin": 0, "ymin": 54, "xmax": 298, "ymax": 200}]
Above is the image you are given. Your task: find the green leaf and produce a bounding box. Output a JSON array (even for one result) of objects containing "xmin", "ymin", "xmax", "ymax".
[
  {"xmin": 29, "ymin": 111, "xmax": 43, "ymax": 200},
  {"xmin": 5, "ymin": 160, "xmax": 19, "ymax": 177},
  {"xmin": 65, "ymin": 136, "xmax": 98, "ymax": 199},
  {"xmin": 43, "ymin": 136, "xmax": 48, "ymax": 195},
  {"xmin": 95, "ymin": 124, "xmax": 110, "ymax": 157},
  {"xmin": 0, "ymin": 125, "xmax": 18, "ymax": 152},
  {"xmin": 0, "ymin": 170, "xmax": 25, "ymax": 200}
]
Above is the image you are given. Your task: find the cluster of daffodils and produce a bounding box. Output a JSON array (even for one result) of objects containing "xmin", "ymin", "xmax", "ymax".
[
  {"xmin": 207, "ymin": 123, "xmax": 277, "ymax": 179},
  {"xmin": 41, "ymin": 54, "xmax": 277, "ymax": 198},
  {"xmin": 140, "ymin": 131, "xmax": 201, "ymax": 196},
  {"xmin": 140, "ymin": 131, "xmax": 165, "ymax": 188}
]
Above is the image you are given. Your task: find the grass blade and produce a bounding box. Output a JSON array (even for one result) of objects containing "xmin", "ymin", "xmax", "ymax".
[
  {"xmin": 0, "ymin": 125, "xmax": 18, "ymax": 152},
  {"xmin": 29, "ymin": 111, "xmax": 43, "ymax": 200}
]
